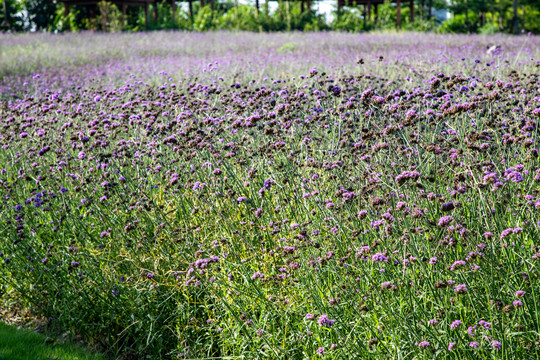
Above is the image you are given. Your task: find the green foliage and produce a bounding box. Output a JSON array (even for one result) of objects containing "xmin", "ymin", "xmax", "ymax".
[
  {"xmin": 22, "ymin": 0, "xmax": 58, "ymax": 31},
  {"xmin": 0, "ymin": 322, "xmax": 106, "ymax": 360},
  {"xmin": 403, "ymin": 19, "xmax": 438, "ymax": 32},
  {"xmin": 0, "ymin": 0, "xmax": 24, "ymax": 31},
  {"xmin": 332, "ymin": 8, "xmax": 365, "ymax": 32},
  {"xmin": 521, "ymin": 4, "xmax": 540, "ymax": 34},
  {"xmin": 5, "ymin": 0, "xmax": 540, "ymax": 33},
  {"xmin": 97, "ymin": 1, "xmax": 125, "ymax": 32},
  {"xmin": 193, "ymin": 6, "xmax": 216, "ymax": 31},
  {"xmin": 440, "ymin": 12, "xmax": 479, "ymax": 33},
  {"xmin": 51, "ymin": 6, "xmax": 81, "ymax": 32},
  {"xmin": 217, "ymin": 4, "xmax": 256, "ymax": 31},
  {"xmin": 478, "ymin": 21, "xmax": 500, "ymax": 35},
  {"xmin": 373, "ymin": 2, "xmax": 396, "ymax": 30},
  {"xmin": 145, "ymin": 1, "xmax": 191, "ymax": 31}
]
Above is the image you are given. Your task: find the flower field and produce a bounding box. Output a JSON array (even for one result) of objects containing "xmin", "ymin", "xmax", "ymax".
[{"xmin": 1, "ymin": 32, "xmax": 540, "ymax": 359}]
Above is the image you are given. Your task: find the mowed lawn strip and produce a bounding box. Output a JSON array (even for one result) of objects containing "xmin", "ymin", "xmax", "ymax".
[{"xmin": 0, "ymin": 322, "xmax": 106, "ymax": 360}]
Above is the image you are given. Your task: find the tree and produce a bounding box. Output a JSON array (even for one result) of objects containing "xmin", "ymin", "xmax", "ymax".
[
  {"xmin": 1, "ymin": 0, "xmax": 24, "ymax": 31},
  {"xmin": 24, "ymin": 0, "xmax": 59, "ymax": 30}
]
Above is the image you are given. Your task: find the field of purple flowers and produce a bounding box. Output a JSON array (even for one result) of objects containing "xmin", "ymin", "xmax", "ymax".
[{"xmin": 1, "ymin": 32, "xmax": 540, "ymax": 359}]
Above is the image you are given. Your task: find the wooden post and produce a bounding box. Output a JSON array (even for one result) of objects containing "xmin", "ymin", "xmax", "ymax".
[
  {"xmin": 210, "ymin": 0, "xmax": 214, "ymax": 10},
  {"xmin": 188, "ymin": 0, "xmax": 193, "ymax": 21},
  {"xmin": 1, "ymin": 0, "xmax": 9, "ymax": 31},
  {"xmin": 144, "ymin": 2, "xmax": 149, "ymax": 29},
  {"xmin": 201, "ymin": 0, "xmax": 205, "ymax": 8},
  {"xmin": 396, "ymin": 0, "xmax": 401, "ymax": 28},
  {"xmin": 171, "ymin": 0, "xmax": 177, "ymax": 14},
  {"xmin": 301, "ymin": 0, "xmax": 305, "ymax": 13},
  {"xmin": 307, "ymin": 0, "xmax": 311, "ymax": 12},
  {"xmin": 363, "ymin": 4, "xmax": 366, "ymax": 28},
  {"xmin": 513, "ymin": 0, "xmax": 519, "ymax": 34},
  {"xmin": 64, "ymin": 3, "xmax": 70, "ymax": 31},
  {"xmin": 410, "ymin": 0, "xmax": 414, "ymax": 22},
  {"xmin": 121, "ymin": 3, "xmax": 127, "ymax": 28},
  {"xmin": 286, "ymin": 0, "xmax": 290, "ymax": 31},
  {"xmin": 367, "ymin": 0, "xmax": 371, "ymax": 21},
  {"xmin": 90, "ymin": 6, "xmax": 96, "ymax": 31},
  {"xmin": 374, "ymin": 3, "xmax": 378, "ymax": 24}
]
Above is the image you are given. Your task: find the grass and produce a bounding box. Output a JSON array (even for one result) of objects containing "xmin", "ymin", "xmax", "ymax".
[{"xmin": 0, "ymin": 322, "xmax": 106, "ymax": 360}]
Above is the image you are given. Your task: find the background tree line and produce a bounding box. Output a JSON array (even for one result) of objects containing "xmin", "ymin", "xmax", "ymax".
[{"xmin": 1, "ymin": 0, "xmax": 539, "ymax": 33}]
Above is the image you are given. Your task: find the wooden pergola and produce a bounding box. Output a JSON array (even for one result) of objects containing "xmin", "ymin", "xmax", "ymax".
[{"xmin": 58, "ymin": 0, "xmax": 414, "ymax": 28}]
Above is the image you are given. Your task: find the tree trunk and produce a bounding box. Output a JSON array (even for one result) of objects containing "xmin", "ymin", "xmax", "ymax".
[
  {"xmin": 396, "ymin": 0, "xmax": 401, "ymax": 28},
  {"xmin": 144, "ymin": 2, "xmax": 149, "ymax": 29},
  {"xmin": 513, "ymin": 0, "xmax": 519, "ymax": 35}
]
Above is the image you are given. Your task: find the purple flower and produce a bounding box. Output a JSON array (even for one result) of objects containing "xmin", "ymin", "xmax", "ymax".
[
  {"xmin": 469, "ymin": 341, "xmax": 479, "ymax": 348},
  {"xmin": 450, "ymin": 320, "xmax": 462, "ymax": 329},
  {"xmin": 513, "ymin": 300, "xmax": 523, "ymax": 307},
  {"xmin": 450, "ymin": 260, "xmax": 467, "ymax": 270},
  {"xmin": 491, "ymin": 341, "xmax": 502, "ymax": 350},
  {"xmin": 415, "ymin": 341, "xmax": 430, "ymax": 348},
  {"xmin": 448, "ymin": 342, "xmax": 456, "ymax": 351},
  {"xmin": 500, "ymin": 228, "xmax": 515, "ymax": 239},
  {"xmin": 328, "ymin": 297, "xmax": 340, "ymax": 306},
  {"xmin": 381, "ymin": 281, "xmax": 396, "ymax": 290},
  {"xmin": 305, "ymin": 313, "xmax": 315, "ymax": 320},
  {"xmin": 438, "ymin": 216, "xmax": 454, "ymax": 227},
  {"xmin": 372, "ymin": 253, "xmax": 389, "ymax": 262},
  {"xmin": 454, "ymin": 284, "xmax": 467, "ymax": 294},
  {"xmin": 317, "ymin": 314, "xmax": 335, "ymax": 327},
  {"xmin": 251, "ymin": 272, "xmax": 264, "ymax": 280},
  {"xmin": 515, "ymin": 290, "xmax": 526, "ymax": 297},
  {"xmin": 316, "ymin": 347, "xmax": 325, "ymax": 355}
]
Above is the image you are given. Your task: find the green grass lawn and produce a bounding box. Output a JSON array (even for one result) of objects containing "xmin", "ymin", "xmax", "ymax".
[{"xmin": 0, "ymin": 322, "xmax": 106, "ymax": 360}]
